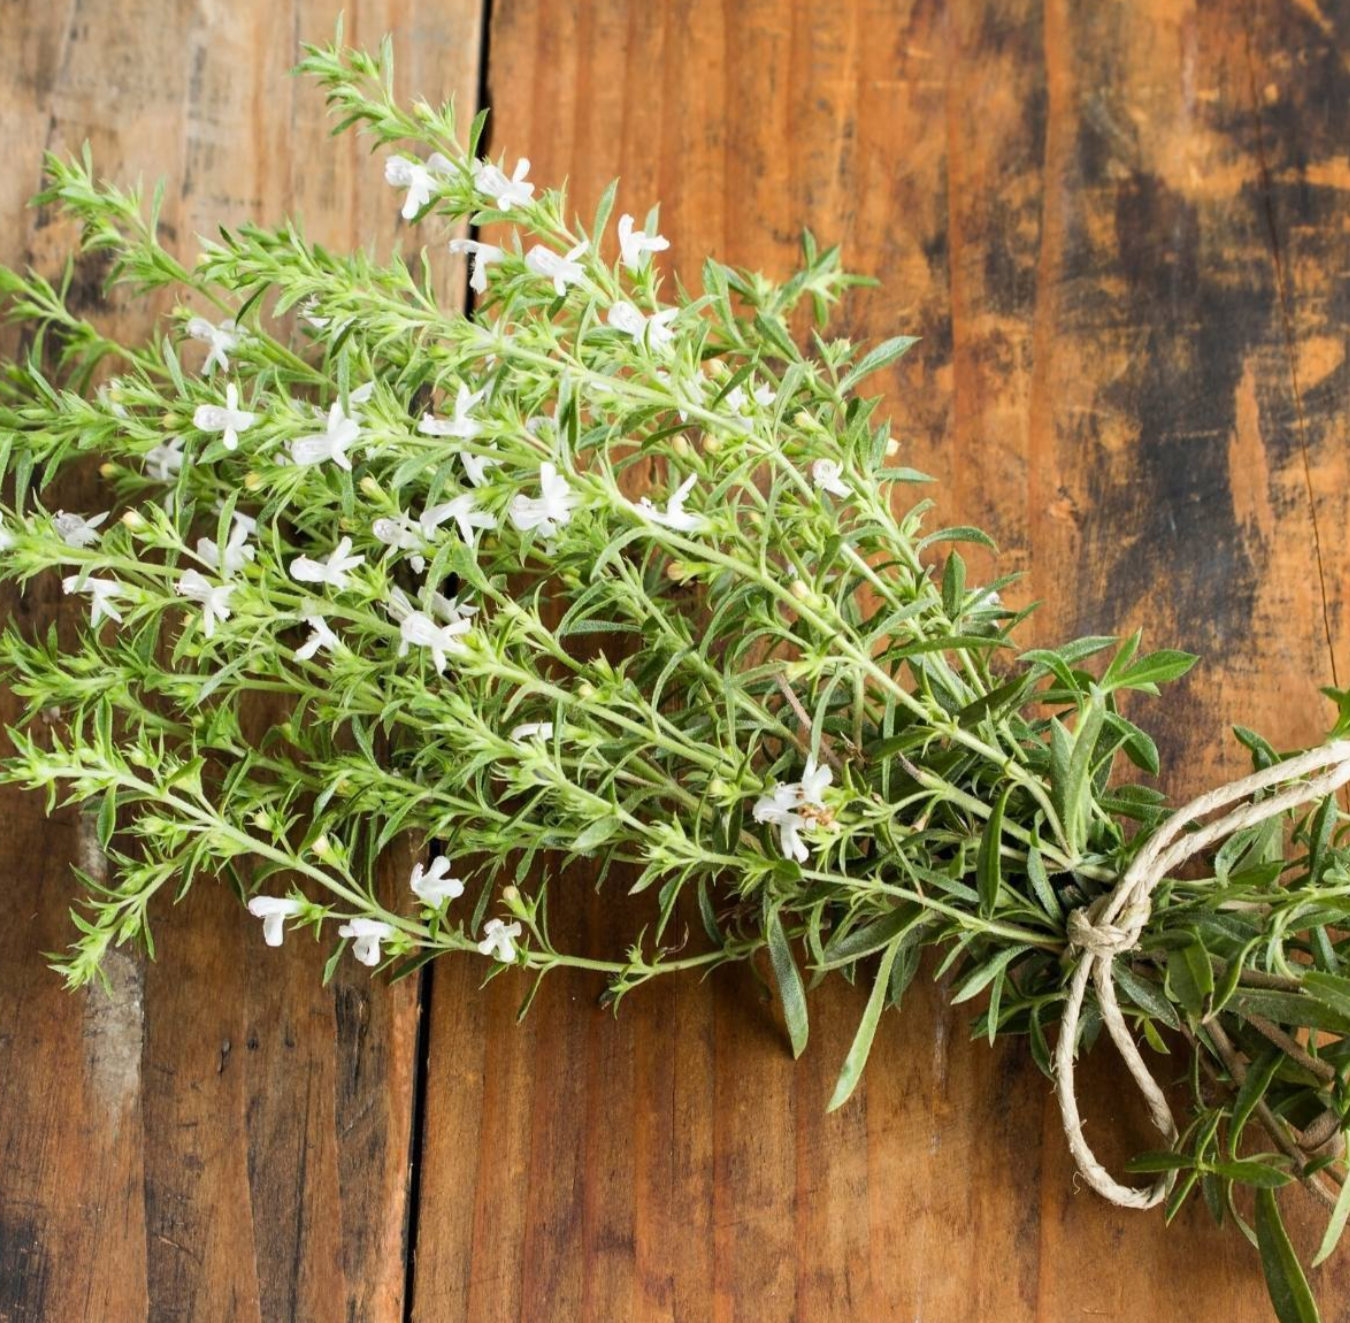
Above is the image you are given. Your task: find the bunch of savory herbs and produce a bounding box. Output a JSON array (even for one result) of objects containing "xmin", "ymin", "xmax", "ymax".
[{"xmin": 1, "ymin": 31, "xmax": 1348, "ymax": 1320}]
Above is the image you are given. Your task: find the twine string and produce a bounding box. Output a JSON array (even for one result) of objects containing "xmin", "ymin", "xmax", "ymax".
[{"xmin": 1052, "ymin": 740, "xmax": 1350, "ymax": 1209}]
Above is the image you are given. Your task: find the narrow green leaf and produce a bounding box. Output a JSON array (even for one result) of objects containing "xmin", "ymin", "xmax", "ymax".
[
  {"xmin": 818, "ymin": 903, "xmax": 925, "ymax": 969},
  {"xmin": 572, "ymin": 814, "xmax": 620, "ymax": 854},
  {"xmin": 1301, "ymin": 971, "xmax": 1350, "ymax": 1021},
  {"xmin": 1105, "ymin": 649, "xmax": 1199, "ymax": 692},
  {"xmin": 1165, "ymin": 938, "xmax": 1214, "ymax": 1020},
  {"xmin": 1229, "ymin": 989, "xmax": 1350, "ymax": 1036},
  {"xmin": 1113, "ymin": 963, "xmax": 1180, "ymax": 1031},
  {"xmin": 977, "ymin": 785, "xmax": 1010, "ymax": 916},
  {"xmin": 1313, "ymin": 1153, "xmax": 1350, "ymax": 1266},
  {"xmin": 767, "ymin": 907, "xmax": 809, "ymax": 1059},
  {"xmin": 1230, "ymin": 1049, "xmax": 1282, "ymax": 1156},
  {"xmin": 1208, "ymin": 1159, "xmax": 1294, "ymax": 1188},
  {"xmin": 1254, "ymin": 1188, "xmax": 1321, "ymax": 1323},
  {"xmin": 827, "ymin": 940, "xmax": 900, "ymax": 1111},
  {"xmin": 839, "ymin": 335, "xmax": 919, "ymax": 392},
  {"xmin": 1024, "ymin": 844, "xmax": 1062, "ymax": 921},
  {"xmin": 916, "ymin": 525, "xmax": 998, "ymax": 554}
]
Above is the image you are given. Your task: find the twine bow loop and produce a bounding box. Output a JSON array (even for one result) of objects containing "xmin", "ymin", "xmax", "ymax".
[{"xmin": 1052, "ymin": 740, "xmax": 1350, "ymax": 1210}]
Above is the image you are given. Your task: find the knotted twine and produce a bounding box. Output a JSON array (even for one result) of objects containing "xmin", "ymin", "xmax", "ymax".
[{"xmin": 1053, "ymin": 739, "xmax": 1350, "ymax": 1209}]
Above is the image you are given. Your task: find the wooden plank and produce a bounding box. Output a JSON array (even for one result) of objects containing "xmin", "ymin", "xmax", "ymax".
[
  {"xmin": 413, "ymin": 1, "xmax": 1350, "ymax": 1320},
  {"xmin": 942, "ymin": 0, "xmax": 1349, "ymax": 1317},
  {"xmin": 0, "ymin": 4, "xmax": 482, "ymax": 1319},
  {"xmin": 1237, "ymin": 2, "xmax": 1350, "ymax": 1307}
]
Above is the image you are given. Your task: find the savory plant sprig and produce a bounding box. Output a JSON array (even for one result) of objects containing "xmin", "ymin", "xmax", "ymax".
[{"xmin": 2, "ymin": 28, "xmax": 1348, "ymax": 1319}]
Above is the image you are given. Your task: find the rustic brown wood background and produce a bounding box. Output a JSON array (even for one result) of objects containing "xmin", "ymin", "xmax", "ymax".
[{"xmin": 3, "ymin": 0, "xmax": 1350, "ymax": 1318}]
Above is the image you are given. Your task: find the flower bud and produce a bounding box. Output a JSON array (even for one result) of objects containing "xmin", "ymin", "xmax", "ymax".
[
  {"xmin": 576, "ymin": 681, "xmax": 596, "ymax": 700},
  {"xmin": 709, "ymin": 776, "xmax": 729, "ymax": 798},
  {"xmin": 359, "ymin": 475, "xmax": 382, "ymax": 499},
  {"xmin": 671, "ymin": 435, "xmax": 691, "ymax": 458},
  {"xmin": 884, "ymin": 435, "xmax": 900, "ymax": 458},
  {"xmin": 311, "ymin": 834, "xmax": 332, "ymax": 859},
  {"xmin": 160, "ymin": 412, "xmax": 178, "ymax": 429},
  {"xmin": 99, "ymin": 462, "xmax": 118, "ymax": 478},
  {"xmin": 244, "ymin": 471, "xmax": 263, "ymax": 491},
  {"xmin": 665, "ymin": 560, "xmax": 690, "ymax": 582},
  {"xmin": 703, "ymin": 435, "xmax": 722, "ymax": 455},
  {"xmin": 121, "ymin": 510, "xmax": 146, "ymax": 530},
  {"xmin": 502, "ymin": 885, "xmax": 520, "ymax": 904},
  {"xmin": 790, "ymin": 579, "xmax": 812, "ymax": 602}
]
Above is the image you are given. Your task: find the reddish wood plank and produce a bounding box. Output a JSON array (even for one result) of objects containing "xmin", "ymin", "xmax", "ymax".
[
  {"xmin": 0, "ymin": 3, "xmax": 481, "ymax": 1318},
  {"xmin": 415, "ymin": 1, "xmax": 1350, "ymax": 1320}
]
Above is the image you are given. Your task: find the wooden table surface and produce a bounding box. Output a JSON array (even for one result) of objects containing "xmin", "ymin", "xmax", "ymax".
[{"xmin": 4, "ymin": 1, "xmax": 1350, "ymax": 1319}]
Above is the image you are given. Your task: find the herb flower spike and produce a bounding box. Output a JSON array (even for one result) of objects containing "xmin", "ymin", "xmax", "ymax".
[{"xmin": 1, "ymin": 33, "xmax": 1346, "ymax": 1320}]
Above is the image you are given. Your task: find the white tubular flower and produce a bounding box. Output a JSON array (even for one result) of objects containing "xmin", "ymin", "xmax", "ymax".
[
  {"xmin": 289, "ymin": 536, "xmax": 365, "ymax": 591},
  {"xmin": 193, "ymin": 383, "xmax": 256, "ymax": 451},
  {"xmin": 294, "ymin": 611, "xmax": 341, "ymax": 662},
  {"xmin": 384, "ymin": 152, "xmax": 453, "ymax": 220},
  {"xmin": 53, "ymin": 510, "xmax": 109, "ymax": 548},
  {"xmin": 372, "ymin": 513, "xmax": 428, "ymax": 572},
  {"xmin": 524, "ymin": 240, "xmax": 588, "ymax": 296},
  {"xmin": 62, "ymin": 575, "xmax": 126, "ymax": 627},
  {"xmin": 508, "ymin": 462, "xmax": 580, "ymax": 537},
  {"xmin": 246, "ymin": 896, "xmax": 304, "ymax": 947},
  {"xmin": 397, "ymin": 610, "xmax": 471, "ymax": 674},
  {"xmin": 144, "ymin": 437, "xmax": 186, "ymax": 481},
  {"xmin": 617, "ymin": 213, "xmax": 670, "ymax": 270},
  {"xmin": 753, "ymin": 756, "xmax": 834, "ymax": 862},
  {"xmin": 477, "ymin": 917, "xmax": 523, "ymax": 963},
  {"xmin": 752, "ymin": 785, "xmax": 810, "ymax": 864},
  {"xmin": 197, "ymin": 511, "xmax": 256, "ymax": 576},
  {"xmin": 811, "ymin": 458, "xmax": 851, "ymax": 499},
  {"xmin": 449, "ymin": 238, "xmax": 504, "ymax": 294},
  {"xmin": 185, "ymin": 316, "xmax": 242, "ymax": 374},
  {"xmin": 338, "ymin": 917, "xmax": 396, "ymax": 967},
  {"xmin": 175, "ymin": 569, "xmax": 235, "ymax": 639},
  {"xmin": 300, "ymin": 297, "xmax": 330, "ymax": 329},
  {"xmin": 510, "ymin": 721, "xmax": 554, "ymax": 743},
  {"xmin": 753, "ymin": 381, "xmax": 777, "ymax": 406},
  {"xmin": 607, "ymin": 300, "xmax": 678, "ymax": 354},
  {"xmin": 410, "ymin": 856, "xmax": 466, "ymax": 907},
  {"xmin": 349, "ymin": 382, "xmax": 376, "ymax": 406},
  {"xmin": 420, "ymin": 492, "xmax": 496, "ymax": 545},
  {"xmin": 418, "ymin": 384, "xmax": 485, "ymax": 441},
  {"xmin": 798, "ymin": 755, "xmax": 833, "ymax": 806},
  {"xmin": 471, "ymin": 156, "xmax": 534, "ymax": 210},
  {"xmin": 461, "ymin": 446, "xmax": 502, "ymax": 488},
  {"xmin": 606, "ymin": 299, "xmax": 646, "ymax": 339},
  {"xmin": 428, "ymin": 591, "xmax": 477, "ymax": 627},
  {"xmin": 291, "ymin": 401, "xmax": 362, "ymax": 470},
  {"xmin": 0, "ymin": 519, "xmax": 14, "ymax": 551},
  {"xmin": 634, "ymin": 474, "xmax": 702, "ymax": 533}
]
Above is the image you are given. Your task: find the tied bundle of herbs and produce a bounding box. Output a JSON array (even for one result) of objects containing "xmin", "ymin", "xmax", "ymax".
[{"xmin": 1, "ymin": 28, "xmax": 1348, "ymax": 1320}]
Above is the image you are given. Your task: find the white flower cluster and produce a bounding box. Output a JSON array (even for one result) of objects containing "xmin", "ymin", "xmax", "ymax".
[{"xmin": 27, "ymin": 145, "xmax": 869, "ymax": 987}]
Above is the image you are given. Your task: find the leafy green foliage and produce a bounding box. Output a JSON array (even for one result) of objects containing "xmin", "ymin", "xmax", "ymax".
[{"xmin": 0, "ymin": 28, "xmax": 1345, "ymax": 1319}]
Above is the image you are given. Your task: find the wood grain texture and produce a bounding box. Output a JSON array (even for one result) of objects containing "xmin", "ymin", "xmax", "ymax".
[
  {"xmin": 0, "ymin": 2, "xmax": 481, "ymax": 1320},
  {"xmin": 413, "ymin": 1, "xmax": 1350, "ymax": 1320},
  {"xmin": 4, "ymin": 1, "xmax": 1350, "ymax": 1320}
]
